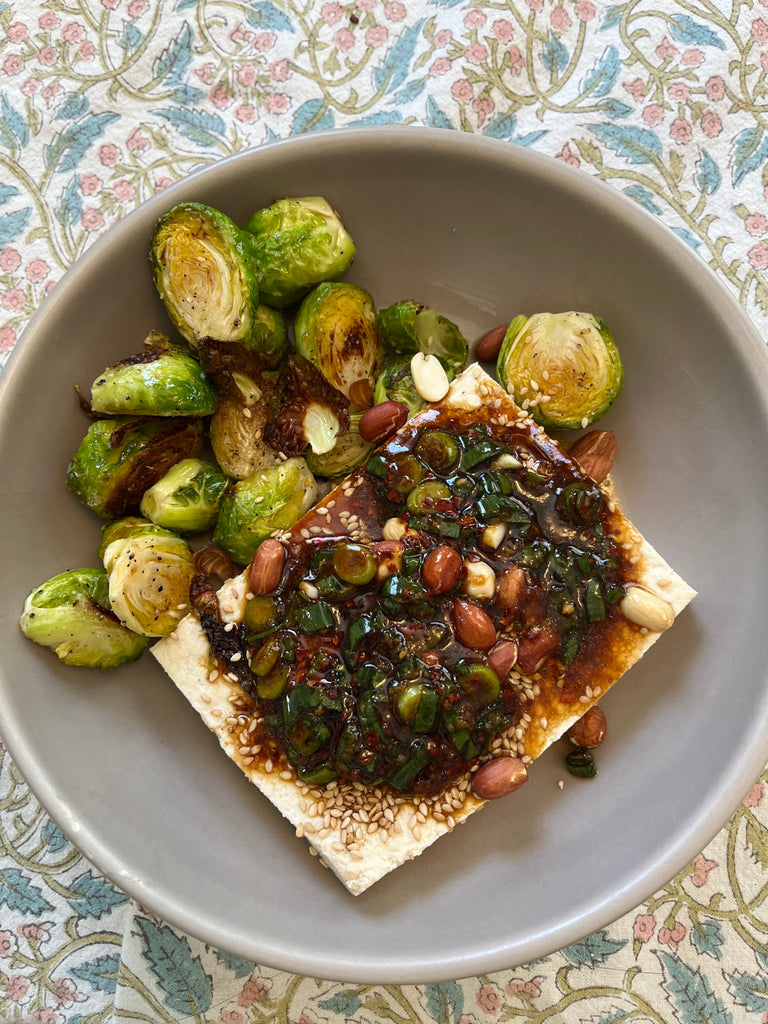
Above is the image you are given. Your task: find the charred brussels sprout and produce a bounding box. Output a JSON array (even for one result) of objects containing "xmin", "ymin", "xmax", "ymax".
[
  {"xmin": 497, "ymin": 312, "xmax": 624, "ymax": 430},
  {"xmin": 241, "ymin": 304, "xmax": 289, "ymax": 368},
  {"xmin": 267, "ymin": 354, "xmax": 350, "ymax": 457},
  {"xmin": 20, "ymin": 568, "xmax": 148, "ymax": 669},
  {"xmin": 90, "ymin": 349, "xmax": 218, "ymax": 417},
  {"xmin": 294, "ymin": 282, "xmax": 383, "ymax": 401},
  {"xmin": 140, "ymin": 458, "xmax": 230, "ymax": 533},
  {"xmin": 378, "ymin": 300, "xmax": 468, "ymax": 376},
  {"xmin": 97, "ymin": 516, "xmax": 178, "ymax": 562},
  {"xmin": 150, "ymin": 202, "xmax": 260, "ymax": 346},
  {"xmin": 373, "ymin": 356, "xmax": 425, "ymax": 418},
  {"xmin": 67, "ymin": 416, "xmax": 204, "ymax": 519},
  {"xmin": 102, "ymin": 532, "xmax": 196, "ymax": 638},
  {"xmin": 244, "ymin": 196, "xmax": 356, "ymax": 308},
  {"xmin": 213, "ymin": 457, "xmax": 317, "ymax": 565}
]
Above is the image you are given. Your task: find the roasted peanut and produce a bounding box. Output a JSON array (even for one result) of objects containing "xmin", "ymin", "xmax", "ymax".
[
  {"xmin": 422, "ymin": 545, "xmax": 462, "ymax": 594},
  {"xmin": 248, "ymin": 538, "xmax": 286, "ymax": 595},
  {"xmin": 569, "ymin": 430, "xmax": 617, "ymax": 484},
  {"xmin": 358, "ymin": 401, "xmax": 408, "ymax": 444},
  {"xmin": 487, "ymin": 639, "xmax": 518, "ymax": 680},
  {"xmin": 452, "ymin": 598, "xmax": 497, "ymax": 650},
  {"xmin": 410, "ymin": 352, "xmax": 450, "ymax": 402},
  {"xmin": 474, "ymin": 324, "xmax": 508, "ymax": 363},
  {"xmin": 472, "ymin": 756, "xmax": 528, "ymax": 800},
  {"xmin": 620, "ymin": 585, "xmax": 675, "ymax": 632},
  {"xmin": 517, "ymin": 628, "xmax": 559, "ymax": 675},
  {"xmin": 567, "ymin": 706, "xmax": 607, "ymax": 749},
  {"xmin": 496, "ymin": 565, "xmax": 526, "ymax": 614}
]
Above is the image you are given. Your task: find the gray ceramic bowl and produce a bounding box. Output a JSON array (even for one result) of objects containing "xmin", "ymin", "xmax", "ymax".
[{"xmin": 2, "ymin": 128, "xmax": 768, "ymax": 983}]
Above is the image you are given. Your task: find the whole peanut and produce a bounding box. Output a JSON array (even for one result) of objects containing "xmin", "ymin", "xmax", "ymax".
[
  {"xmin": 567, "ymin": 706, "xmax": 608, "ymax": 749},
  {"xmin": 452, "ymin": 598, "xmax": 497, "ymax": 650},
  {"xmin": 248, "ymin": 539, "xmax": 286, "ymax": 595},
  {"xmin": 472, "ymin": 756, "xmax": 528, "ymax": 799},
  {"xmin": 496, "ymin": 565, "xmax": 526, "ymax": 615},
  {"xmin": 569, "ymin": 430, "xmax": 617, "ymax": 484},
  {"xmin": 422, "ymin": 545, "xmax": 462, "ymax": 594},
  {"xmin": 517, "ymin": 628, "xmax": 559, "ymax": 675},
  {"xmin": 474, "ymin": 324, "xmax": 508, "ymax": 363},
  {"xmin": 358, "ymin": 401, "xmax": 408, "ymax": 444}
]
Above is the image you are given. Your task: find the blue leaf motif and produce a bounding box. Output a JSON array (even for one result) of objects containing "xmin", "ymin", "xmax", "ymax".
[
  {"xmin": 563, "ymin": 930, "xmax": 627, "ymax": 967},
  {"xmin": 216, "ymin": 949, "xmax": 256, "ymax": 978},
  {"xmin": 588, "ymin": 123, "xmax": 663, "ymax": 164},
  {"xmin": 727, "ymin": 969, "xmax": 768, "ymax": 1014},
  {"xmin": 542, "ymin": 31, "xmax": 569, "ymax": 76},
  {"xmin": 669, "ymin": 14, "xmax": 726, "ymax": 51},
  {"xmin": 291, "ymin": 99, "xmax": 335, "ymax": 134},
  {"xmin": 600, "ymin": 5, "xmax": 626, "ymax": 31},
  {"xmin": 134, "ymin": 917, "xmax": 213, "ymax": 1015},
  {"xmin": 485, "ymin": 112, "xmax": 517, "ymax": 140},
  {"xmin": 428, "ymin": 0, "xmax": 466, "ymax": 6},
  {"xmin": 395, "ymin": 78, "xmax": 428, "ymax": 104},
  {"xmin": 41, "ymin": 819, "xmax": 68, "ymax": 852},
  {"xmin": 56, "ymin": 94, "xmax": 90, "ymax": 121},
  {"xmin": 247, "ymin": 1, "xmax": 294, "ymax": 32},
  {"xmin": 515, "ymin": 129, "xmax": 549, "ymax": 147},
  {"xmin": 176, "ymin": 0, "xmax": 198, "ymax": 9},
  {"xmin": 690, "ymin": 918, "xmax": 724, "ymax": 959},
  {"xmin": 729, "ymin": 127, "xmax": 768, "ymax": 187},
  {"xmin": 581, "ymin": 45, "xmax": 621, "ymax": 98},
  {"xmin": 425, "ymin": 96, "xmax": 454, "ymax": 130},
  {"xmin": 425, "ymin": 981, "xmax": 464, "ymax": 1024},
  {"xmin": 56, "ymin": 176, "xmax": 83, "ymax": 228},
  {"xmin": 0, "ymin": 207, "xmax": 31, "ymax": 246},
  {"xmin": 170, "ymin": 84, "xmax": 206, "ymax": 106},
  {"xmin": 0, "ymin": 182, "xmax": 19, "ymax": 206},
  {"xmin": 373, "ymin": 21, "xmax": 427, "ymax": 94},
  {"xmin": 318, "ymin": 990, "xmax": 363, "ymax": 1015},
  {"xmin": 695, "ymin": 149, "xmax": 721, "ymax": 195},
  {"xmin": 0, "ymin": 868, "xmax": 54, "ymax": 915},
  {"xmin": 66, "ymin": 872, "xmax": 129, "ymax": 919},
  {"xmin": 154, "ymin": 107, "xmax": 226, "ymax": 146},
  {"xmin": 71, "ymin": 953, "xmax": 120, "ymax": 994},
  {"xmin": 656, "ymin": 950, "xmax": 732, "ymax": 1024},
  {"xmin": 118, "ymin": 23, "xmax": 143, "ymax": 53},
  {"xmin": 624, "ymin": 184, "xmax": 663, "ymax": 215},
  {"xmin": 1, "ymin": 94, "xmax": 29, "ymax": 147},
  {"xmin": 44, "ymin": 112, "xmax": 120, "ymax": 173},
  {"xmin": 599, "ymin": 98, "xmax": 633, "ymax": 119},
  {"xmin": 154, "ymin": 21, "xmax": 194, "ymax": 86},
  {"xmin": 349, "ymin": 111, "xmax": 404, "ymax": 126},
  {"xmin": 672, "ymin": 226, "xmax": 701, "ymax": 250}
]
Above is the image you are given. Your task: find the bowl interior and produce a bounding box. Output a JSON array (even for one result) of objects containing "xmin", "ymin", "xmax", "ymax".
[{"xmin": 2, "ymin": 127, "xmax": 768, "ymax": 983}]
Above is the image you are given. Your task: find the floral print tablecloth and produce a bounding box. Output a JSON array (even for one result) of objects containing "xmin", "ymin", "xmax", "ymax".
[{"xmin": 2, "ymin": 1, "xmax": 768, "ymax": 1021}]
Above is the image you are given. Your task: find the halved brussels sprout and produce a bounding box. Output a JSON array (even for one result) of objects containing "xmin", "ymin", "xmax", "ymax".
[
  {"xmin": 241, "ymin": 304, "xmax": 289, "ymax": 369},
  {"xmin": 102, "ymin": 532, "xmax": 196, "ymax": 638},
  {"xmin": 244, "ymin": 196, "xmax": 356, "ymax": 308},
  {"xmin": 305, "ymin": 413, "xmax": 373, "ymax": 478},
  {"xmin": 140, "ymin": 458, "xmax": 230, "ymax": 533},
  {"xmin": 97, "ymin": 516, "xmax": 179, "ymax": 562},
  {"xmin": 373, "ymin": 356, "xmax": 425, "ymax": 418},
  {"xmin": 294, "ymin": 282, "xmax": 383, "ymax": 400},
  {"xmin": 150, "ymin": 202, "xmax": 260, "ymax": 346},
  {"xmin": 19, "ymin": 568, "xmax": 148, "ymax": 669},
  {"xmin": 90, "ymin": 349, "xmax": 218, "ymax": 417},
  {"xmin": 67, "ymin": 416, "xmax": 204, "ymax": 519},
  {"xmin": 267, "ymin": 355, "xmax": 350, "ymax": 457},
  {"xmin": 378, "ymin": 300, "xmax": 468, "ymax": 375},
  {"xmin": 497, "ymin": 312, "xmax": 624, "ymax": 430},
  {"xmin": 213, "ymin": 457, "xmax": 318, "ymax": 565}
]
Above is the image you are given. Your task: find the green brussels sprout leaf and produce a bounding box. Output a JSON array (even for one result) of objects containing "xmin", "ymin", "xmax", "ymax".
[
  {"xmin": 140, "ymin": 458, "xmax": 230, "ymax": 533},
  {"xmin": 378, "ymin": 300, "xmax": 468, "ymax": 375},
  {"xmin": 373, "ymin": 356, "xmax": 425, "ymax": 418},
  {"xmin": 90, "ymin": 349, "xmax": 218, "ymax": 417},
  {"xmin": 241, "ymin": 304, "xmax": 289, "ymax": 369}
]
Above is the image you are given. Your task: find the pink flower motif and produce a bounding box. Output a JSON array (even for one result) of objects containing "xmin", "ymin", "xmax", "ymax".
[
  {"xmin": 5, "ymin": 974, "xmax": 28, "ymax": 1001},
  {"xmin": 0, "ymin": 247, "xmax": 21, "ymax": 272},
  {"xmin": 356, "ymin": 0, "xmax": 376, "ymax": 10},
  {"xmin": 623, "ymin": 77, "xmax": 645, "ymax": 100},
  {"xmin": 234, "ymin": 104, "xmax": 257, "ymax": 122},
  {"xmin": 575, "ymin": 0, "xmax": 596, "ymax": 20},
  {"xmin": 80, "ymin": 173, "xmax": 101, "ymax": 195},
  {"xmin": 229, "ymin": 21, "xmax": 252, "ymax": 46},
  {"xmin": 41, "ymin": 83, "xmax": 63, "ymax": 104},
  {"xmin": 210, "ymin": 84, "xmax": 232, "ymax": 108},
  {"xmin": 701, "ymin": 110, "xmax": 722, "ymax": 137},
  {"xmin": 526, "ymin": 0, "xmax": 543, "ymax": 10},
  {"xmin": 670, "ymin": 117, "xmax": 692, "ymax": 143},
  {"xmin": 505, "ymin": 977, "xmax": 542, "ymax": 999},
  {"xmin": 78, "ymin": 39, "xmax": 96, "ymax": 61},
  {"xmin": 659, "ymin": 921, "xmax": 686, "ymax": 951},
  {"xmin": 21, "ymin": 77, "xmax": 41, "ymax": 95},
  {"xmin": 434, "ymin": 28, "xmax": 453, "ymax": 47},
  {"xmin": 366, "ymin": 25, "xmax": 388, "ymax": 46},
  {"xmin": 705, "ymin": 75, "xmax": 725, "ymax": 100},
  {"xmin": 253, "ymin": 32, "xmax": 276, "ymax": 52},
  {"xmin": 385, "ymin": 2, "xmax": 407, "ymax": 20},
  {"xmin": 126, "ymin": 126, "xmax": 148, "ymax": 151},
  {"xmin": 430, "ymin": 57, "xmax": 451, "ymax": 76},
  {"xmin": 492, "ymin": 20, "xmax": 514, "ymax": 43},
  {"xmin": 45, "ymin": 279, "xmax": 57, "ymax": 293},
  {"xmin": 507, "ymin": 44, "xmax": 524, "ymax": 75},
  {"xmin": 39, "ymin": 12, "xmax": 59, "ymax": 29},
  {"xmin": 633, "ymin": 914, "xmax": 656, "ymax": 942},
  {"xmin": 681, "ymin": 48, "xmax": 704, "ymax": 67},
  {"xmin": 0, "ymin": 930, "xmax": 15, "ymax": 955},
  {"xmin": 269, "ymin": 59, "xmax": 290, "ymax": 81},
  {"xmin": 156, "ymin": 176, "xmax": 172, "ymax": 190},
  {"xmin": 1, "ymin": 287, "xmax": 25, "ymax": 311},
  {"xmin": 691, "ymin": 853, "xmax": 718, "ymax": 887},
  {"xmin": 551, "ymin": 7, "xmax": 571, "ymax": 31},
  {"xmin": 476, "ymin": 984, "xmax": 503, "ymax": 1013},
  {"xmin": 31, "ymin": 1010, "xmax": 61, "ymax": 1024},
  {"xmin": 752, "ymin": 18, "xmax": 768, "ymax": 43},
  {"xmin": 220, "ymin": 1011, "xmax": 243, "ymax": 1024},
  {"xmin": 464, "ymin": 9, "xmax": 487, "ymax": 29},
  {"xmin": 82, "ymin": 208, "xmax": 104, "ymax": 232},
  {"xmin": 655, "ymin": 36, "xmax": 678, "ymax": 59},
  {"xmin": 668, "ymin": 82, "xmax": 690, "ymax": 102},
  {"xmin": 7, "ymin": 22, "xmax": 28, "ymax": 42},
  {"xmin": 761, "ymin": 52, "xmax": 768, "ymax": 74},
  {"xmin": 556, "ymin": 142, "xmax": 580, "ymax": 167},
  {"xmin": 52, "ymin": 977, "xmax": 81, "ymax": 1009},
  {"xmin": 237, "ymin": 974, "xmax": 270, "ymax": 1008},
  {"xmin": 25, "ymin": 259, "xmax": 50, "ymax": 283},
  {"xmin": 321, "ymin": 2, "xmax": 344, "ymax": 24},
  {"xmin": 466, "ymin": 42, "xmax": 488, "ymax": 64},
  {"xmin": 451, "ymin": 78, "xmax": 473, "ymax": 103},
  {"xmin": 0, "ymin": 326, "xmax": 17, "ymax": 353},
  {"xmin": 334, "ymin": 28, "xmax": 355, "ymax": 51},
  {"xmin": 744, "ymin": 780, "xmax": 766, "ymax": 805},
  {"xmin": 472, "ymin": 95, "xmax": 494, "ymax": 127},
  {"xmin": 194, "ymin": 62, "xmax": 215, "ymax": 84},
  {"xmin": 236, "ymin": 63, "xmax": 257, "ymax": 86},
  {"xmin": 100, "ymin": 0, "xmax": 120, "ymax": 8},
  {"xmin": 61, "ymin": 22, "xmax": 85, "ymax": 43},
  {"xmin": 127, "ymin": 0, "xmax": 148, "ymax": 17},
  {"xmin": 266, "ymin": 93, "xmax": 289, "ymax": 114},
  {"xmin": 112, "ymin": 179, "xmax": 135, "ymax": 202},
  {"xmin": 2, "ymin": 55, "xmax": 22, "ymax": 76},
  {"xmin": 38, "ymin": 45, "xmax": 58, "ymax": 65},
  {"xmin": 98, "ymin": 143, "xmax": 120, "ymax": 166},
  {"xmin": 642, "ymin": 103, "xmax": 665, "ymax": 126}
]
